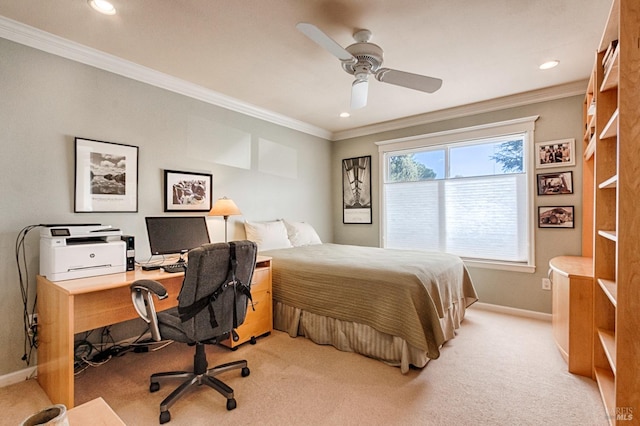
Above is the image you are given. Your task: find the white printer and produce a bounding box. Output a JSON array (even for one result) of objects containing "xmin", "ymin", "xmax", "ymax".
[{"xmin": 40, "ymin": 225, "xmax": 126, "ymax": 281}]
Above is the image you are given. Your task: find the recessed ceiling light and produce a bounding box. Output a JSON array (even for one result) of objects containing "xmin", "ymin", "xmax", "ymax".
[
  {"xmin": 539, "ymin": 60, "xmax": 559, "ymax": 70},
  {"xmin": 88, "ymin": 0, "xmax": 116, "ymax": 15},
  {"xmin": 339, "ymin": 112, "xmax": 350, "ymax": 118}
]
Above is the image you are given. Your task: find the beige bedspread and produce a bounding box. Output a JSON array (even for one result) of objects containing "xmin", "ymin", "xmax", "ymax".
[{"xmin": 262, "ymin": 243, "xmax": 478, "ymax": 359}]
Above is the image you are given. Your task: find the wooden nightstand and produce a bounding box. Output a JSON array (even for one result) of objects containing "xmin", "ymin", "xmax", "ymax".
[{"xmin": 221, "ymin": 256, "xmax": 272, "ymax": 349}]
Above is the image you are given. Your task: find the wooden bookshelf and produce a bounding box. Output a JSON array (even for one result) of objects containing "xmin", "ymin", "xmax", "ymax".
[{"xmin": 584, "ymin": 0, "xmax": 640, "ymax": 423}]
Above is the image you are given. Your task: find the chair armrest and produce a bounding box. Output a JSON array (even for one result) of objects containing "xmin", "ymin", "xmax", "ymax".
[
  {"xmin": 131, "ymin": 279, "xmax": 169, "ymax": 298},
  {"xmin": 130, "ymin": 279, "xmax": 169, "ymax": 341}
]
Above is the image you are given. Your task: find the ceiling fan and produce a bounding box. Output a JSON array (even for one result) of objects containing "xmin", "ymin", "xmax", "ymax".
[{"xmin": 296, "ymin": 22, "xmax": 443, "ymax": 110}]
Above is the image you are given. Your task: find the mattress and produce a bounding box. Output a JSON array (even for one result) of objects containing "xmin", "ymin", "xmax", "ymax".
[{"xmin": 261, "ymin": 243, "xmax": 478, "ymax": 372}]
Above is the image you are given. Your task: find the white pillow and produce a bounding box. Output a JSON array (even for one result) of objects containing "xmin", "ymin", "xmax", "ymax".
[
  {"xmin": 283, "ymin": 220, "xmax": 322, "ymax": 247},
  {"xmin": 244, "ymin": 220, "xmax": 293, "ymax": 251}
]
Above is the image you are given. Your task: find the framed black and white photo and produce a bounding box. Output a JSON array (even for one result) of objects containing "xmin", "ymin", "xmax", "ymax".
[
  {"xmin": 342, "ymin": 155, "xmax": 372, "ymax": 224},
  {"xmin": 535, "ymin": 139, "xmax": 575, "ymax": 169},
  {"xmin": 537, "ymin": 171, "xmax": 574, "ymax": 195},
  {"xmin": 538, "ymin": 206, "xmax": 575, "ymax": 228},
  {"xmin": 74, "ymin": 138, "xmax": 138, "ymax": 212},
  {"xmin": 164, "ymin": 169, "xmax": 213, "ymax": 212}
]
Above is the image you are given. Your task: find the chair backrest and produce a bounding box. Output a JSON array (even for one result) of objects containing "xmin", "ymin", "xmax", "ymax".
[{"xmin": 178, "ymin": 240, "xmax": 257, "ymax": 342}]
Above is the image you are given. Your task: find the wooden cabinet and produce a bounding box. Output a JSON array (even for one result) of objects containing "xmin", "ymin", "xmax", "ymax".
[
  {"xmin": 549, "ymin": 256, "xmax": 593, "ymax": 378},
  {"xmin": 583, "ymin": 0, "xmax": 640, "ymax": 422},
  {"xmin": 221, "ymin": 257, "xmax": 272, "ymax": 349}
]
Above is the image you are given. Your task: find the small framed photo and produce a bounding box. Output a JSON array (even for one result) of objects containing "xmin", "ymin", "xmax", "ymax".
[
  {"xmin": 537, "ymin": 171, "xmax": 573, "ymax": 195},
  {"xmin": 535, "ymin": 139, "xmax": 575, "ymax": 169},
  {"xmin": 74, "ymin": 137, "xmax": 138, "ymax": 212},
  {"xmin": 538, "ymin": 206, "xmax": 575, "ymax": 228},
  {"xmin": 164, "ymin": 169, "xmax": 213, "ymax": 212},
  {"xmin": 342, "ymin": 155, "xmax": 372, "ymax": 224}
]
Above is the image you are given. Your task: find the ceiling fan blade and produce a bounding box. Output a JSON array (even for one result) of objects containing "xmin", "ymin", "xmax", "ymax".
[
  {"xmin": 351, "ymin": 79, "xmax": 368, "ymax": 109},
  {"xmin": 296, "ymin": 22, "xmax": 356, "ymax": 63},
  {"xmin": 375, "ymin": 68, "xmax": 443, "ymax": 93}
]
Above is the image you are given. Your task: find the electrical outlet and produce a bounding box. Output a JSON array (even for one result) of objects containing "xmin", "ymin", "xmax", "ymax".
[
  {"xmin": 542, "ymin": 278, "xmax": 551, "ymax": 290},
  {"xmin": 27, "ymin": 313, "xmax": 38, "ymax": 336}
]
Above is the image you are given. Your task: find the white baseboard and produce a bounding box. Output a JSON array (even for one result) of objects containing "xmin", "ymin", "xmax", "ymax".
[
  {"xmin": 0, "ymin": 366, "xmax": 37, "ymax": 388},
  {"xmin": 471, "ymin": 302, "xmax": 552, "ymax": 322}
]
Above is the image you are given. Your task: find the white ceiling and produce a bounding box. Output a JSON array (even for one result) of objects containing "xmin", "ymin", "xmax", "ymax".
[{"xmin": 0, "ymin": 0, "xmax": 611, "ymax": 139}]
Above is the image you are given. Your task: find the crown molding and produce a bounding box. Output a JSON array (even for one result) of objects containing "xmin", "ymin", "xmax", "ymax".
[
  {"xmin": 331, "ymin": 80, "xmax": 587, "ymax": 141},
  {"xmin": 1, "ymin": 16, "xmax": 587, "ymax": 143},
  {"xmin": 0, "ymin": 16, "xmax": 332, "ymax": 140}
]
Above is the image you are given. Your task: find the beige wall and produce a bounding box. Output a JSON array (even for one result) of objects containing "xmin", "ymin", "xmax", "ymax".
[
  {"xmin": 0, "ymin": 38, "xmax": 332, "ymax": 377},
  {"xmin": 332, "ymin": 95, "xmax": 585, "ymax": 313}
]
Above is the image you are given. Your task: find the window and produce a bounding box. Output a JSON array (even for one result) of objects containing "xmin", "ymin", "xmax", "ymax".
[{"xmin": 377, "ymin": 116, "xmax": 538, "ymax": 272}]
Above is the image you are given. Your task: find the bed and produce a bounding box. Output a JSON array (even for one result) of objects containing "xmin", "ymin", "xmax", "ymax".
[{"xmin": 253, "ymin": 224, "xmax": 478, "ymax": 373}]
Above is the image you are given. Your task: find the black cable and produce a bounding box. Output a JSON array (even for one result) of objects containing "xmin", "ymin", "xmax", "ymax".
[
  {"xmin": 16, "ymin": 224, "xmax": 103, "ymax": 365},
  {"xmin": 15, "ymin": 225, "xmax": 41, "ymax": 365},
  {"xmin": 15, "ymin": 223, "xmax": 159, "ymax": 367}
]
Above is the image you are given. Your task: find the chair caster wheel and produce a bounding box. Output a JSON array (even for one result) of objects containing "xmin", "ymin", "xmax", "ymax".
[
  {"xmin": 227, "ymin": 398, "xmax": 237, "ymax": 411},
  {"xmin": 241, "ymin": 367, "xmax": 250, "ymax": 377},
  {"xmin": 150, "ymin": 382, "xmax": 160, "ymax": 392},
  {"xmin": 160, "ymin": 410, "xmax": 171, "ymax": 424},
  {"xmin": 250, "ymin": 336, "xmax": 257, "ymax": 345}
]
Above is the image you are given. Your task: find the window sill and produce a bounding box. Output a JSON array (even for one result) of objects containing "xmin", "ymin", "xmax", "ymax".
[{"xmin": 463, "ymin": 258, "xmax": 536, "ymax": 273}]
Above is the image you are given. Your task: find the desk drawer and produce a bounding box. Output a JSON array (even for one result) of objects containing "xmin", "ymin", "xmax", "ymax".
[
  {"xmin": 251, "ymin": 267, "xmax": 270, "ymax": 291},
  {"xmin": 221, "ymin": 260, "xmax": 271, "ymax": 349},
  {"xmin": 244, "ymin": 289, "xmax": 271, "ymax": 325},
  {"xmin": 237, "ymin": 290, "xmax": 271, "ymax": 341},
  {"xmin": 223, "ymin": 289, "xmax": 272, "ymax": 348}
]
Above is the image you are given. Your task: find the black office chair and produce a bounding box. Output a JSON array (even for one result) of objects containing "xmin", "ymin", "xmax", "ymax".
[{"xmin": 130, "ymin": 241, "xmax": 257, "ymax": 424}]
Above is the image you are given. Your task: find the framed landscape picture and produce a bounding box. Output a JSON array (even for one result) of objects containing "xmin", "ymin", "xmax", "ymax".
[
  {"xmin": 74, "ymin": 137, "xmax": 138, "ymax": 212},
  {"xmin": 164, "ymin": 169, "xmax": 213, "ymax": 212},
  {"xmin": 342, "ymin": 155, "xmax": 372, "ymax": 224}
]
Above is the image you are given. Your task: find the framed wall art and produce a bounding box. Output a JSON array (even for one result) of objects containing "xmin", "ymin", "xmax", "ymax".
[
  {"xmin": 342, "ymin": 155, "xmax": 372, "ymax": 224},
  {"xmin": 74, "ymin": 137, "xmax": 138, "ymax": 212},
  {"xmin": 538, "ymin": 206, "xmax": 575, "ymax": 228},
  {"xmin": 537, "ymin": 171, "xmax": 573, "ymax": 195},
  {"xmin": 535, "ymin": 138, "xmax": 575, "ymax": 169},
  {"xmin": 164, "ymin": 169, "xmax": 213, "ymax": 212}
]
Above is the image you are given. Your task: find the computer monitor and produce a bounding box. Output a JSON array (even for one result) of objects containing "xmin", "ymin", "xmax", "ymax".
[{"xmin": 145, "ymin": 216, "xmax": 211, "ymax": 261}]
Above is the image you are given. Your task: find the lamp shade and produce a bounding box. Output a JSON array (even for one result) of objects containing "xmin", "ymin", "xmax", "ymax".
[{"xmin": 209, "ymin": 197, "xmax": 242, "ymax": 218}]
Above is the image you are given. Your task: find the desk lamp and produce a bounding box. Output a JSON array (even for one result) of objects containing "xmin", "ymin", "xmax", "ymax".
[{"xmin": 209, "ymin": 197, "xmax": 242, "ymax": 242}]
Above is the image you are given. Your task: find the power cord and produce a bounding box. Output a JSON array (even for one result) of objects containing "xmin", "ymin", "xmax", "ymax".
[
  {"xmin": 15, "ymin": 225, "xmax": 41, "ymax": 365},
  {"xmin": 73, "ymin": 326, "xmax": 171, "ymax": 375},
  {"xmin": 16, "ymin": 223, "xmax": 101, "ymax": 365},
  {"xmin": 17, "ymin": 223, "xmax": 169, "ymax": 368}
]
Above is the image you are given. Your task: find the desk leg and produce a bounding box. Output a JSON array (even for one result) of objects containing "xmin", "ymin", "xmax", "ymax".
[{"xmin": 37, "ymin": 276, "xmax": 75, "ymax": 408}]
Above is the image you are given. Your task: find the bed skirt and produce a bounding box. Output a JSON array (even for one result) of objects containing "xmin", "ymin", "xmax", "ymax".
[{"xmin": 273, "ymin": 297, "xmax": 469, "ymax": 374}]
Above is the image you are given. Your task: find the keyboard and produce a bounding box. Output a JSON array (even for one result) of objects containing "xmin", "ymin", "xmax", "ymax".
[{"xmin": 162, "ymin": 263, "xmax": 186, "ymax": 274}]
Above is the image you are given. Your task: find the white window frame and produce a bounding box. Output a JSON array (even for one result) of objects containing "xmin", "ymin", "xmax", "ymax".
[{"xmin": 376, "ymin": 116, "xmax": 539, "ymax": 273}]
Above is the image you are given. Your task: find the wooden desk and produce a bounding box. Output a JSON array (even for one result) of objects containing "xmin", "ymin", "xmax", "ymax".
[
  {"xmin": 36, "ymin": 256, "xmax": 271, "ymax": 408},
  {"xmin": 549, "ymin": 256, "xmax": 593, "ymax": 378}
]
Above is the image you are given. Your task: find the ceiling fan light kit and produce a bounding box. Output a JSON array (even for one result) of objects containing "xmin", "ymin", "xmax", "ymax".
[
  {"xmin": 351, "ymin": 79, "xmax": 369, "ymax": 109},
  {"xmin": 296, "ymin": 22, "xmax": 442, "ymax": 110}
]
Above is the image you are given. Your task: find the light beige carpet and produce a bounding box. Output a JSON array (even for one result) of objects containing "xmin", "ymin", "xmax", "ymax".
[{"xmin": 3, "ymin": 308, "xmax": 608, "ymax": 425}]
